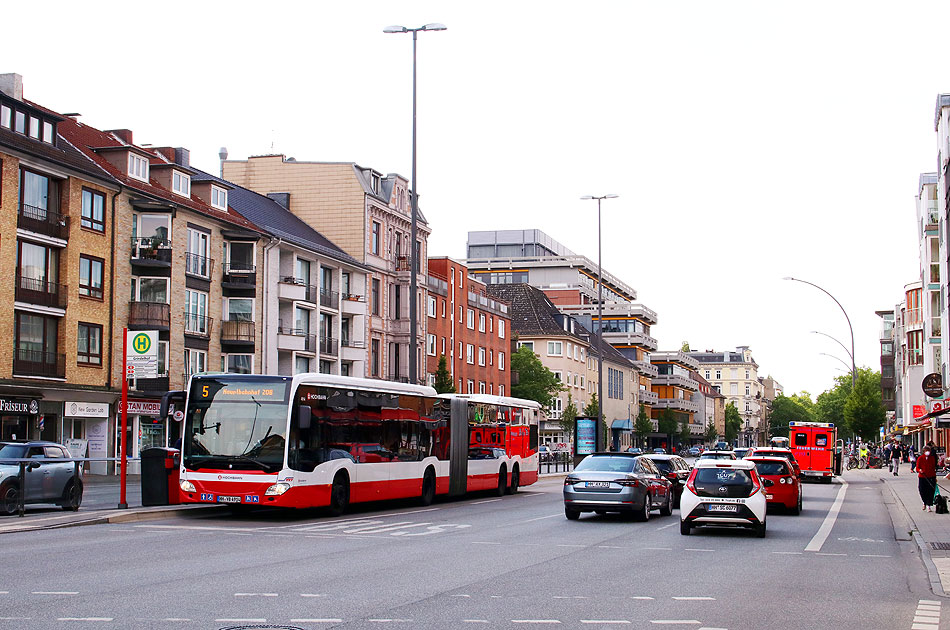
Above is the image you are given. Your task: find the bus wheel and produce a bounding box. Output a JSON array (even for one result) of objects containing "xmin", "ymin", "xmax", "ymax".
[
  {"xmin": 420, "ymin": 468, "xmax": 436, "ymax": 506},
  {"xmin": 329, "ymin": 474, "xmax": 350, "ymax": 517},
  {"xmin": 496, "ymin": 466, "xmax": 507, "ymax": 497},
  {"xmin": 507, "ymin": 466, "xmax": 520, "ymax": 495}
]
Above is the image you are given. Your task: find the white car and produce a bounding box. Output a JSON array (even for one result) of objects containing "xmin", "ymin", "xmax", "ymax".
[{"xmin": 679, "ymin": 459, "xmax": 767, "ymax": 537}]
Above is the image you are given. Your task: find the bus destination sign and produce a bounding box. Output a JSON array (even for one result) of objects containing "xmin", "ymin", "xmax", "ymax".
[{"xmin": 196, "ymin": 380, "xmax": 288, "ymax": 402}]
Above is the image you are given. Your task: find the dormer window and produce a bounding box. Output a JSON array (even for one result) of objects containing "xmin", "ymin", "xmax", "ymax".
[
  {"xmin": 128, "ymin": 153, "xmax": 149, "ymax": 182},
  {"xmin": 211, "ymin": 185, "xmax": 228, "ymax": 210},
  {"xmin": 0, "ymin": 105, "xmax": 10, "ymax": 128},
  {"xmin": 0, "ymin": 102, "xmax": 55, "ymax": 144},
  {"xmin": 172, "ymin": 171, "xmax": 191, "ymax": 197},
  {"xmin": 371, "ymin": 173, "xmax": 380, "ymax": 194}
]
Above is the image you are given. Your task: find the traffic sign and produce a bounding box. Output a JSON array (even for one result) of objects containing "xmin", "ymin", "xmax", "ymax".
[{"xmin": 126, "ymin": 330, "xmax": 158, "ymax": 379}]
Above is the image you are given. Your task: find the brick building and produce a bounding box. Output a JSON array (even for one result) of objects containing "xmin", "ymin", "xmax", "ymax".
[{"xmin": 425, "ymin": 257, "xmax": 510, "ymax": 395}]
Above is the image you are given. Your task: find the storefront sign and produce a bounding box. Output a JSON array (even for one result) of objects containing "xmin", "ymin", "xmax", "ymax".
[
  {"xmin": 0, "ymin": 398, "xmax": 38, "ymax": 415},
  {"xmin": 65, "ymin": 439, "xmax": 87, "ymax": 457},
  {"xmin": 576, "ymin": 417, "xmax": 597, "ymax": 455},
  {"xmin": 932, "ymin": 400, "xmax": 947, "ymax": 414},
  {"xmin": 924, "ymin": 373, "xmax": 945, "ymax": 398},
  {"xmin": 913, "ymin": 405, "xmax": 926, "ymax": 419},
  {"xmin": 87, "ymin": 420, "xmax": 108, "ymax": 475},
  {"xmin": 65, "ymin": 401, "xmax": 110, "ymax": 418},
  {"xmin": 127, "ymin": 400, "xmax": 160, "ymax": 415}
]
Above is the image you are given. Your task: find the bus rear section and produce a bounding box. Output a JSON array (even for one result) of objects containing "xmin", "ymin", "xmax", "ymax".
[
  {"xmin": 789, "ymin": 421, "xmax": 836, "ymax": 482},
  {"xmin": 462, "ymin": 395, "xmax": 541, "ymax": 493}
]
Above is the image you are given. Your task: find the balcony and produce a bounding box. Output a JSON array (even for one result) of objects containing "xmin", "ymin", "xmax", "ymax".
[
  {"xmin": 320, "ymin": 336, "xmax": 339, "ymax": 356},
  {"xmin": 183, "ymin": 313, "xmax": 213, "ymax": 338},
  {"xmin": 131, "ymin": 237, "xmax": 172, "ymax": 267},
  {"xmin": 278, "ymin": 278, "xmax": 317, "ymax": 303},
  {"xmin": 18, "ymin": 203, "xmax": 69, "ymax": 240},
  {"xmin": 184, "ymin": 252, "xmax": 214, "ymax": 279},
  {"xmin": 652, "ymin": 373, "xmax": 699, "ymax": 391},
  {"xmin": 221, "ymin": 320, "xmax": 255, "ymax": 346},
  {"xmin": 277, "ymin": 320, "xmax": 315, "ymax": 353},
  {"xmin": 13, "ymin": 348, "xmax": 66, "ymax": 379},
  {"xmin": 394, "ymin": 256, "xmax": 411, "ymax": 272},
  {"xmin": 632, "ymin": 360, "xmax": 659, "ymax": 378},
  {"xmin": 639, "ymin": 390, "xmax": 659, "ymax": 405},
  {"xmin": 341, "ymin": 337, "xmax": 366, "ymax": 349},
  {"xmin": 128, "ymin": 301, "xmax": 170, "ymax": 330},
  {"xmin": 320, "ymin": 288, "xmax": 340, "ymax": 310},
  {"xmin": 222, "ymin": 264, "xmax": 256, "ymax": 290},
  {"xmin": 653, "ymin": 397, "xmax": 701, "ymax": 413},
  {"xmin": 15, "ymin": 275, "xmax": 67, "ymax": 309}
]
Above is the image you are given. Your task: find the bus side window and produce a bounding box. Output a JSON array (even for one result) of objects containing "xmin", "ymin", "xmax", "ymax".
[
  {"xmin": 794, "ymin": 433, "xmax": 808, "ymax": 447},
  {"xmin": 815, "ymin": 434, "xmax": 828, "ymax": 447}
]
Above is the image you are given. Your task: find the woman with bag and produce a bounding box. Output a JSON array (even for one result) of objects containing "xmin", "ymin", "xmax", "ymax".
[{"xmin": 916, "ymin": 446, "xmax": 939, "ymax": 512}]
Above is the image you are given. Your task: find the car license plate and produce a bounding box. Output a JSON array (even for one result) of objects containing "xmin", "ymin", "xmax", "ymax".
[
  {"xmin": 217, "ymin": 495, "xmax": 241, "ymax": 504},
  {"xmin": 708, "ymin": 504, "xmax": 738, "ymax": 512},
  {"xmin": 765, "ymin": 494, "xmax": 774, "ymax": 499},
  {"xmin": 585, "ymin": 481, "xmax": 611, "ymax": 488}
]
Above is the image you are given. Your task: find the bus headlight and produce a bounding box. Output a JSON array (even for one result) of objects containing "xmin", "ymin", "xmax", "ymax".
[
  {"xmin": 179, "ymin": 479, "xmax": 196, "ymax": 493},
  {"xmin": 265, "ymin": 482, "xmax": 291, "ymax": 496}
]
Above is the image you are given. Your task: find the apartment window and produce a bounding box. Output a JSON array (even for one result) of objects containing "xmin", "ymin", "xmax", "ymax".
[
  {"xmin": 371, "ymin": 221, "xmax": 381, "ymax": 255},
  {"xmin": 77, "ymin": 323, "xmax": 102, "ymax": 366},
  {"xmin": 489, "ymin": 316, "xmax": 493, "ymax": 333},
  {"xmin": 210, "ymin": 185, "xmax": 228, "ymax": 210},
  {"xmin": 42, "ymin": 121, "xmax": 53, "ymax": 143},
  {"xmin": 20, "ymin": 168, "xmax": 60, "ymax": 218},
  {"xmin": 132, "ymin": 277, "xmax": 168, "ymax": 303},
  {"xmin": 459, "ymin": 342, "xmax": 462, "ymax": 357},
  {"xmin": 228, "ymin": 297, "xmax": 254, "ymax": 321},
  {"xmin": 128, "ymin": 153, "xmax": 149, "ymax": 182},
  {"xmin": 574, "ymin": 345, "xmax": 580, "ymax": 361},
  {"xmin": 705, "ymin": 370, "xmax": 711, "ymax": 380},
  {"xmin": 18, "ymin": 240, "xmax": 59, "ymax": 288},
  {"xmin": 731, "ymin": 368, "xmax": 738, "ymax": 379},
  {"xmin": 224, "ymin": 241, "xmax": 254, "ymax": 272},
  {"xmin": 499, "ymin": 385, "xmax": 505, "ymax": 396},
  {"xmin": 15, "ymin": 311, "xmax": 58, "ymax": 369},
  {"xmin": 499, "ymin": 320, "xmax": 505, "ymax": 339},
  {"xmin": 467, "ymin": 380, "xmax": 474, "ymax": 394},
  {"xmin": 186, "ymin": 228, "xmax": 211, "ymax": 277},
  {"xmin": 184, "ymin": 348, "xmax": 207, "ymax": 376},
  {"xmin": 745, "ymin": 401, "xmax": 751, "ymax": 412},
  {"xmin": 294, "ymin": 306, "xmax": 310, "ymax": 336},
  {"xmin": 489, "ymin": 350, "xmax": 494, "ymax": 365},
  {"xmin": 371, "ymin": 338, "xmax": 380, "ymax": 377},
  {"xmin": 715, "ymin": 369, "xmax": 722, "ymax": 380},
  {"xmin": 499, "ymin": 352, "xmax": 505, "ymax": 371},
  {"xmin": 467, "ymin": 344, "xmax": 475, "ymax": 364},
  {"xmin": 14, "ymin": 110, "xmax": 25, "ymax": 134},
  {"xmin": 28, "ymin": 116, "xmax": 39, "ymax": 139},
  {"xmin": 478, "ymin": 347, "xmax": 486, "ymax": 366},
  {"xmin": 745, "ymin": 383, "xmax": 751, "ymax": 396},
  {"xmin": 567, "ymin": 343, "xmax": 572, "ymax": 359},
  {"xmin": 372, "ymin": 278, "xmax": 380, "ymax": 315},
  {"xmin": 156, "ymin": 341, "xmax": 168, "ymax": 376},
  {"xmin": 441, "ymin": 337, "xmax": 445, "ymax": 354},
  {"xmin": 730, "ymin": 383, "xmax": 738, "ymax": 395},
  {"xmin": 579, "ymin": 374, "xmax": 584, "ymax": 387},
  {"xmin": 554, "ymin": 371, "xmax": 562, "ymax": 382},
  {"xmin": 467, "ymin": 309, "xmax": 475, "ymax": 329},
  {"xmin": 908, "ymin": 330, "xmax": 924, "ymax": 366},
  {"xmin": 549, "ymin": 397, "xmax": 563, "ymax": 419},
  {"xmin": 0, "ymin": 105, "xmax": 9, "ymax": 128},
  {"xmin": 78, "ymin": 255, "xmax": 104, "ymax": 299},
  {"xmin": 172, "ymin": 171, "xmax": 191, "ymax": 197},
  {"xmin": 224, "ymin": 354, "xmax": 253, "ymax": 374},
  {"xmin": 441, "ymin": 300, "xmax": 445, "ymax": 317},
  {"xmin": 427, "ymin": 295, "xmax": 436, "ymax": 318},
  {"xmin": 479, "ymin": 381, "xmax": 486, "ymax": 394},
  {"xmin": 81, "ymin": 189, "xmax": 105, "ymax": 232},
  {"xmin": 427, "ymin": 334, "xmax": 437, "ymax": 356},
  {"xmin": 745, "ymin": 369, "xmax": 750, "ymax": 379},
  {"xmin": 547, "ymin": 341, "xmax": 563, "ymax": 356},
  {"xmin": 295, "ymin": 355, "xmax": 311, "ymax": 375},
  {"xmin": 881, "ymin": 341, "xmax": 894, "ymax": 355},
  {"xmin": 519, "ymin": 341, "xmax": 534, "ymax": 352},
  {"xmin": 184, "ymin": 290, "xmax": 209, "ymax": 334},
  {"xmin": 479, "ymin": 313, "xmax": 486, "ymax": 332}
]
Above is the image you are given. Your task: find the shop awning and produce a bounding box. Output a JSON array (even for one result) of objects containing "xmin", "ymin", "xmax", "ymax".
[{"xmin": 611, "ymin": 419, "xmax": 632, "ymax": 431}]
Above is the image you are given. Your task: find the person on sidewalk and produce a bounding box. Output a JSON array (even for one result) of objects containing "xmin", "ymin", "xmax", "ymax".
[
  {"xmin": 859, "ymin": 443, "xmax": 869, "ymax": 469},
  {"xmin": 916, "ymin": 446, "xmax": 939, "ymax": 512},
  {"xmin": 888, "ymin": 440, "xmax": 901, "ymax": 476}
]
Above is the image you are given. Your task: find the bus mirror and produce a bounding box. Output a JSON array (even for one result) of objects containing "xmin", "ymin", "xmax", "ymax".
[
  {"xmin": 299, "ymin": 406, "xmax": 311, "ymax": 430},
  {"xmin": 160, "ymin": 390, "xmax": 186, "ymax": 419}
]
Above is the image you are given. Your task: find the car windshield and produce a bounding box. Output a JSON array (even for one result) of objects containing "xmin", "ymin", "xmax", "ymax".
[
  {"xmin": 575, "ymin": 456, "xmax": 637, "ymax": 474},
  {"xmin": 0, "ymin": 444, "xmax": 27, "ymax": 460},
  {"xmin": 754, "ymin": 461, "xmax": 789, "ymax": 476},
  {"xmin": 650, "ymin": 459, "xmax": 674, "ymax": 473}
]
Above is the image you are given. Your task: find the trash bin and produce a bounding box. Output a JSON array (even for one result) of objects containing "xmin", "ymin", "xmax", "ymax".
[{"xmin": 141, "ymin": 447, "xmax": 181, "ymax": 506}]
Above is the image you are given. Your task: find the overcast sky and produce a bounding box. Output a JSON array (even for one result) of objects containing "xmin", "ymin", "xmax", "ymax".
[{"xmin": 8, "ymin": 1, "xmax": 946, "ymax": 398}]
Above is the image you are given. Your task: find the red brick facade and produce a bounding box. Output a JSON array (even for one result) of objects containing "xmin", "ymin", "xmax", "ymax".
[{"xmin": 425, "ymin": 258, "xmax": 511, "ymax": 395}]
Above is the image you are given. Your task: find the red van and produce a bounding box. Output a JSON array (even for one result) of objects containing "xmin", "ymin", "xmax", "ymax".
[{"xmin": 788, "ymin": 421, "xmax": 837, "ymax": 482}]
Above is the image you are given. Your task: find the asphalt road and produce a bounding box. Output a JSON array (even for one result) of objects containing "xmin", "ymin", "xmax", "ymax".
[{"xmin": 0, "ymin": 474, "xmax": 938, "ymax": 630}]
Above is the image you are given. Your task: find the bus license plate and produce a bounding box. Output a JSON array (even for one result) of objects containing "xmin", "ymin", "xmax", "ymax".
[
  {"xmin": 708, "ymin": 504, "xmax": 738, "ymax": 512},
  {"xmin": 586, "ymin": 481, "xmax": 611, "ymax": 488},
  {"xmin": 217, "ymin": 495, "xmax": 241, "ymax": 504}
]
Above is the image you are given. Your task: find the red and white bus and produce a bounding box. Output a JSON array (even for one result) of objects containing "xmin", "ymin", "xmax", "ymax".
[
  {"xmin": 788, "ymin": 421, "xmax": 837, "ymax": 482},
  {"xmin": 166, "ymin": 374, "xmax": 540, "ymax": 513}
]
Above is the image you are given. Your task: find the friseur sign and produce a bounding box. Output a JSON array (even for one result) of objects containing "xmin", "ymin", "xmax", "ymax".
[{"xmin": 0, "ymin": 398, "xmax": 39, "ymax": 415}]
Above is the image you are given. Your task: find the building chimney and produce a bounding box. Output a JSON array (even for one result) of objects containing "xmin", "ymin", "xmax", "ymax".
[
  {"xmin": 0, "ymin": 73, "xmax": 23, "ymax": 101},
  {"xmin": 174, "ymin": 147, "xmax": 190, "ymax": 168},
  {"xmin": 106, "ymin": 129, "xmax": 134, "ymax": 145},
  {"xmin": 266, "ymin": 192, "xmax": 291, "ymax": 209}
]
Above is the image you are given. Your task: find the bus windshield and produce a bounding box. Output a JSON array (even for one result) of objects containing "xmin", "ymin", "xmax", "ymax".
[{"xmin": 183, "ymin": 376, "xmax": 291, "ymax": 473}]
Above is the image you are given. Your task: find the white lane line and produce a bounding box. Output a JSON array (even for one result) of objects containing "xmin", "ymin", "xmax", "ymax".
[
  {"xmin": 684, "ymin": 548, "xmax": 714, "ymax": 552},
  {"xmin": 216, "ymin": 620, "xmax": 266, "ymax": 623},
  {"xmin": 911, "ymin": 624, "xmax": 938, "ymax": 630},
  {"xmin": 235, "ymin": 593, "xmax": 278, "ymax": 597},
  {"xmin": 300, "ymin": 593, "xmax": 327, "ymax": 597},
  {"xmin": 914, "ymin": 616, "xmax": 940, "ymax": 623},
  {"xmin": 33, "ymin": 591, "xmax": 79, "ymax": 595},
  {"xmin": 556, "ymin": 544, "xmax": 585, "ymax": 548},
  {"xmin": 920, "ymin": 600, "xmax": 942, "ymax": 605},
  {"xmin": 463, "ymin": 621, "xmax": 490, "ymax": 624},
  {"xmin": 452, "ymin": 594, "xmax": 472, "ymax": 598},
  {"xmin": 598, "ymin": 545, "xmax": 623, "ymax": 549},
  {"xmin": 523, "ymin": 514, "xmax": 562, "ymax": 523},
  {"xmin": 472, "ymin": 499, "xmax": 502, "ymax": 505},
  {"xmin": 553, "ymin": 596, "xmax": 588, "ymax": 599},
  {"xmin": 805, "ymin": 477, "xmax": 848, "ymax": 552},
  {"xmin": 368, "ymin": 619, "xmax": 412, "ymax": 623},
  {"xmin": 859, "ymin": 554, "xmax": 891, "ymax": 558},
  {"xmin": 512, "ymin": 621, "xmax": 562, "ymax": 624},
  {"xmin": 57, "ymin": 619, "xmax": 114, "ymax": 622},
  {"xmin": 291, "ymin": 620, "xmax": 342, "ymax": 624},
  {"xmin": 632, "ymin": 596, "xmax": 655, "ymax": 600},
  {"xmin": 581, "ymin": 621, "xmax": 630, "ymax": 625},
  {"xmin": 673, "ymin": 597, "xmax": 716, "ymax": 601},
  {"xmin": 163, "ymin": 619, "xmax": 191, "ymax": 622},
  {"xmin": 650, "ymin": 621, "xmax": 700, "ymax": 625},
  {"xmin": 0, "ymin": 591, "xmax": 8, "ymax": 594},
  {"xmin": 656, "ymin": 522, "xmax": 677, "ymax": 531}
]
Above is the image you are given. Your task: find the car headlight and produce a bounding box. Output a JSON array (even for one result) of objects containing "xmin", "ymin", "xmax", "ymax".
[
  {"xmin": 179, "ymin": 479, "xmax": 196, "ymax": 493},
  {"xmin": 265, "ymin": 482, "xmax": 291, "ymax": 496}
]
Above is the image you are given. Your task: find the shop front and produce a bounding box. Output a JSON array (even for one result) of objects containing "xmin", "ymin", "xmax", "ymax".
[
  {"xmin": 0, "ymin": 397, "xmax": 40, "ymax": 441},
  {"xmin": 114, "ymin": 399, "xmax": 180, "ymax": 475},
  {"xmin": 63, "ymin": 401, "xmax": 111, "ymax": 475}
]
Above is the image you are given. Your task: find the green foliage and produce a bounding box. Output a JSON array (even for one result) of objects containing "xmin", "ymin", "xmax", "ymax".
[
  {"xmin": 769, "ymin": 394, "xmax": 815, "ymax": 437},
  {"xmin": 511, "ymin": 346, "xmax": 563, "ymax": 408},
  {"xmin": 433, "ymin": 355, "xmax": 456, "ymax": 394},
  {"xmin": 815, "ymin": 375, "xmax": 852, "ymax": 426},
  {"xmin": 560, "ymin": 393, "xmax": 578, "ymax": 438},
  {"xmin": 681, "ymin": 341, "xmax": 690, "ymax": 352},
  {"xmin": 657, "ymin": 408, "xmax": 679, "ymax": 445},
  {"xmin": 844, "ymin": 369, "xmax": 885, "ymax": 441},
  {"xmin": 703, "ymin": 423, "xmax": 718, "ymax": 444},
  {"xmin": 724, "ymin": 402, "xmax": 742, "ymax": 444},
  {"xmin": 679, "ymin": 412, "xmax": 692, "ymax": 444},
  {"xmin": 634, "ymin": 404, "xmax": 653, "ymax": 447},
  {"xmin": 583, "ymin": 393, "xmax": 600, "ymax": 418}
]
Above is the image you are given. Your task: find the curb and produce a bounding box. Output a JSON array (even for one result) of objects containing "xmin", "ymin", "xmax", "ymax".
[
  {"xmin": 0, "ymin": 504, "xmax": 223, "ymax": 535},
  {"xmin": 881, "ymin": 478, "xmax": 947, "ymax": 598}
]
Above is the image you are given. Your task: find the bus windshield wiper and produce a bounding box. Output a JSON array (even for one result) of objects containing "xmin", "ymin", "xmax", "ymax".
[
  {"xmin": 184, "ymin": 455, "xmax": 271, "ymax": 472},
  {"xmin": 223, "ymin": 455, "xmax": 271, "ymax": 471}
]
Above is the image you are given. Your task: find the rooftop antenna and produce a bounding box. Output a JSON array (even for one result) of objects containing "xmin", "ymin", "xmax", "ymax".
[{"xmin": 218, "ymin": 147, "xmax": 228, "ymax": 177}]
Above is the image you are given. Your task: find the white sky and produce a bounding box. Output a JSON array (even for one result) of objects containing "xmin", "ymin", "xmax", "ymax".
[{"xmin": 8, "ymin": 1, "xmax": 945, "ymax": 398}]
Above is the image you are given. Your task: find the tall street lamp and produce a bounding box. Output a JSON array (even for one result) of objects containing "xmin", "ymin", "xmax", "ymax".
[
  {"xmin": 811, "ymin": 330, "xmax": 855, "ymax": 370},
  {"xmin": 784, "ymin": 277, "xmax": 856, "ymax": 390},
  {"xmin": 581, "ymin": 194, "xmax": 618, "ymax": 451},
  {"xmin": 384, "ymin": 22, "xmax": 447, "ymax": 384}
]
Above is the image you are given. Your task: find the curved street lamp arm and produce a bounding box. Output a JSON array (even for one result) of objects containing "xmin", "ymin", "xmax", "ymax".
[
  {"xmin": 811, "ymin": 331, "xmax": 855, "ymax": 364},
  {"xmin": 785, "ymin": 276, "xmax": 856, "ymax": 387}
]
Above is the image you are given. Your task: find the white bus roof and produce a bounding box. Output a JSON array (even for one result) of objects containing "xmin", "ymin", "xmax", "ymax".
[
  {"xmin": 439, "ymin": 393, "xmax": 542, "ymax": 410},
  {"xmin": 191, "ymin": 373, "xmax": 438, "ymax": 397}
]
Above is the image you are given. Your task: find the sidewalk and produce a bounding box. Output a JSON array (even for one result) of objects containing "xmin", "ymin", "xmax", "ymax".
[{"xmin": 862, "ymin": 466, "xmax": 950, "ymax": 596}]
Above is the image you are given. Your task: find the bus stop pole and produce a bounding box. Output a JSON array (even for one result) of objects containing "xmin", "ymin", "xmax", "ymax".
[{"xmin": 119, "ymin": 328, "xmax": 128, "ymax": 509}]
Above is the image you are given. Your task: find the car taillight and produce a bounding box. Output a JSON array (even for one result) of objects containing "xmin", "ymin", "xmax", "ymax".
[
  {"xmin": 616, "ymin": 478, "xmax": 640, "ymax": 487},
  {"xmin": 667, "ymin": 473, "xmax": 677, "ymax": 480},
  {"xmin": 564, "ymin": 477, "xmax": 580, "ymax": 486},
  {"xmin": 685, "ymin": 469, "xmax": 697, "ymax": 494}
]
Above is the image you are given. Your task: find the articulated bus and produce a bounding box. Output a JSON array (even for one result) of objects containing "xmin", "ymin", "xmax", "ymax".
[{"xmin": 163, "ymin": 373, "xmax": 540, "ymax": 513}]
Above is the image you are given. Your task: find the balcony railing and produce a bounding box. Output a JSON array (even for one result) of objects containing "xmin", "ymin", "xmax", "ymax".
[
  {"xmin": 183, "ymin": 312, "xmax": 213, "ymax": 337},
  {"xmin": 320, "ymin": 336, "xmax": 339, "ymax": 355},
  {"xmin": 131, "ymin": 237, "xmax": 172, "ymax": 264},
  {"xmin": 13, "ymin": 347, "xmax": 66, "ymax": 379},
  {"xmin": 320, "ymin": 288, "xmax": 340, "ymax": 309},
  {"xmin": 15, "ymin": 275, "xmax": 67, "ymax": 309},
  {"xmin": 222, "ymin": 263, "xmax": 256, "ymax": 286},
  {"xmin": 342, "ymin": 292, "xmax": 365, "ymax": 303},
  {"xmin": 394, "ymin": 256, "xmax": 411, "ymax": 272},
  {"xmin": 341, "ymin": 338, "xmax": 366, "ymax": 349},
  {"xmin": 184, "ymin": 252, "xmax": 214, "ymax": 279},
  {"xmin": 129, "ymin": 301, "xmax": 170, "ymax": 328},
  {"xmin": 18, "ymin": 203, "xmax": 69, "ymax": 240},
  {"xmin": 221, "ymin": 320, "xmax": 255, "ymax": 343}
]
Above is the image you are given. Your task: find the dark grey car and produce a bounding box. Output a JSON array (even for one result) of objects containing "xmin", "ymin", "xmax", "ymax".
[
  {"xmin": 0, "ymin": 441, "xmax": 83, "ymax": 515},
  {"xmin": 563, "ymin": 453, "xmax": 672, "ymax": 521}
]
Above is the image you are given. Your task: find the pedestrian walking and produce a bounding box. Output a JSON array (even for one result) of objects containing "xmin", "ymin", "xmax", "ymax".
[
  {"xmin": 889, "ymin": 440, "xmax": 901, "ymax": 476},
  {"xmin": 916, "ymin": 446, "xmax": 939, "ymax": 512}
]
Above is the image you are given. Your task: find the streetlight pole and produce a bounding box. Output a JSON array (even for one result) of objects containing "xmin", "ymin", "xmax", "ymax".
[
  {"xmin": 811, "ymin": 331, "xmax": 855, "ymax": 366},
  {"xmin": 784, "ymin": 277, "xmax": 856, "ymax": 390},
  {"xmin": 582, "ymin": 194, "xmax": 618, "ymax": 451},
  {"xmin": 384, "ymin": 22, "xmax": 446, "ymax": 384}
]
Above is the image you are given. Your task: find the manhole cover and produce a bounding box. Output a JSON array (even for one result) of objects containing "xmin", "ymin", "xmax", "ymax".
[
  {"xmin": 930, "ymin": 542, "xmax": 950, "ymax": 550},
  {"xmin": 220, "ymin": 626, "xmax": 306, "ymax": 630}
]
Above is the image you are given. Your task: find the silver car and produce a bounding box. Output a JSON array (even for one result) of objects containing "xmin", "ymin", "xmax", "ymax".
[
  {"xmin": 563, "ymin": 453, "xmax": 673, "ymax": 521},
  {"xmin": 0, "ymin": 441, "xmax": 83, "ymax": 515}
]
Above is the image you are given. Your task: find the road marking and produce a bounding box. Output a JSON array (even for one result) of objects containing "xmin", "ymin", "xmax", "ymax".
[
  {"xmin": 300, "ymin": 593, "xmax": 327, "ymax": 597},
  {"xmin": 698, "ymin": 627, "xmax": 728, "ymax": 630},
  {"xmin": 859, "ymin": 554, "xmax": 891, "ymax": 558},
  {"xmin": 291, "ymin": 620, "xmax": 342, "ymax": 624},
  {"xmin": 656, "ymin": 522, "xmax": 677, "ymax": 531},
  {"xmin": 772, "ymin": 552, "xmax": 802, "ymax": 555},
  {"xmin": 673, "ymin": 597, "xmax": 716, "ymax": 601},
  {"xmin": 920, "ymin": 600, "xmax": 941, "ymax": 605},
  {"xmin": 911, "ymin": 624, "xmax": 938, "ymax": 630},
  {"xmin": 644, "ymin": 547, "xmax": 673, "ymax": 551},
  {"xmin": 452, "ymin": 594, "xmax": 472, "ymax": 598},
  {"xmin": 235, "ymin": 592, "xmax": 278, "ymax": 597},
  {"xmin": 523, "ymin": 514, "xmax": 562, "ymax": 522},
  {"xmin": 581, "ymin": 621, "xmax": 630, "ymax": 625},
  {"xmin": 554, "ymin": 596, "xmax": 589, "ymax": 599},
  {"xmin": 163, "ymin": 619, "xmax": 191, "ymax": 622},
  {"xmin": 0, "ymin": 619, "xmax": 30, "ymax": 621},
  {"xmin": 816, "ymin": 553, "xmax": 847, "ymax": 557},
  {"xmin": 632, "ymin": 596, "xmax": 655, "ymax": 600},
  {"xmin": 0, "ymin": 591, "xmax": 8, "ymax": 594},
  {"xmin": 556, "ymin": 544, "xmax": 585, "ymax": 548},
  {"xmin": 513, "ymin": 621, "xmax": 561, "ymax": 624},
  {"xmin": 472, "ymin": 499, "xmax": 502, "ymax": 504},
  {"xmin": 805, "ymin": 477, "xmax": 848, "ymax": 552},
  {"xmin": 216, "ymin": 620, "xmax": 266, "ymax": 623},
  {"xmin": 368, "ymin": 619, "xmax": 412, "ymax": 622},
  {"xmin": 684, "ymin": 548, "xmax": 714, "ymax": 552},
  {"xmin": 598, "ymin": 545, "xmax": 623, "ymax": 549},
  {"xmin": 650, "ymin": 621, "xmax": 701, "ymax": 625},
  {"xmin": 918, "ymin": 608, "xmax": 941, "ymax": 614},
  {"xmin": 33, "ymin": 591, "xmax": 78, "ymax": 595},
  {"xmin": 57, "ymin": 619, "xmax": 114, "ymax": 622},
  {"xmin": 463, "ymin": 621, "xmax": 490, "ymax": 624}
]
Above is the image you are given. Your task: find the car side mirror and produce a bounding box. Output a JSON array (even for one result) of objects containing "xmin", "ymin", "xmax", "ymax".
[
  {"xmin": 27, "ymin": 461, "xmax": 41, "ymax": 471},
  {"xmin": 763, "ymin": 479, "xmax": 774, "ymax": 487}
]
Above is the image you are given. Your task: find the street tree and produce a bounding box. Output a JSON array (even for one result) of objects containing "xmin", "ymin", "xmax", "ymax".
[
  {"xmin": 634, "ymin": 404, "xmax": 653, "ymax": 448},
  {"xmin": 788, "ymin": 391, "xmax": 816, "ymax": 416},
  {"xmin": 816, "ymin": 375, "xmax": 852, "ymax": 426},
  {"xmin": 657, "ymin": 408, "xmax": 679, "ymax": 450},
  {"xmin": 510, "ymin": 345, "xmax": 562, "ymax": 408},
  {"xmin": 844, "ymin": 368, "xmax": 886, "ymax": 441},
  {"xmin": 703, "ymin": 423, "xmax": 718, "ymax": 445},
  {"xmin": 724, "ymin": 402, "xmax": 742, "ymax": 445},
  {"xmin": 560, "ymin": 393, "xmax": 578, "ymax": 441},
  {"xmin": 769, "ymin": 394, "xmax": 814, "ymax": 438},
  {"xmin": 678, "ymin": 412, "xmax": 692, "ymax": 447},
  {"xmin": 583, "ymin": 394, "xmax": 599, "ymax": 418},
  {"xmin": 433, "ymin": 355, "xmax": 455, "ymax": 394}
]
